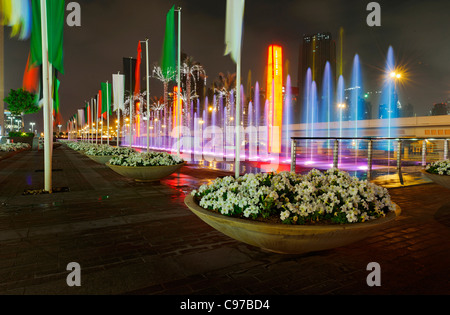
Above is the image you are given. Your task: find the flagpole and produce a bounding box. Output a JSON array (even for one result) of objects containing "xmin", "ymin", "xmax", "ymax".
[
  {"xmin": 129, "ymin": 57, "xmax": 133, "ymax": 148},
  {"xmin": 100, "ymin": 113, "xmax": 103, "ymax": 145},
  {"xmin": 139, "ymin": 40, "xmax": 150, "ymax": 152},
  {"xmin": 88, "ymin": 100, "xmax": 91, "ymax": 143},
  {"xmin": 49, "ymin": 64, "xmax": 54, "ymax": 157},
  {"xmin": 0, "ymin": 24, "xmax": 4, "ymax": 137},
  {"xmin": 91, "ymin": 99, "xmax": 94, "ymax": 144},
  {"xmin": 144, "ymin": 39, "xmax": 150, "ymax": 153},
  {"xmin": 116, "ymin": 72, "xmax": 121, "ymax": 147},
  {"xmin": 40, "ymin": 0, "xmax": 52, "ymax": 192},
  {"xmin": 235, "ymin": 52, "xmax": 241, "ymax": 178},
  {"xmin": 176, "ymin": 7, "xmax": 182, "ymax": 157},
  {"xmin": 107, "ymin": 81, "xmax": 110, "ymax": 145},
  {"xmin": 96, "ymin": 96, "xmax": 99, "ymax": 144}
]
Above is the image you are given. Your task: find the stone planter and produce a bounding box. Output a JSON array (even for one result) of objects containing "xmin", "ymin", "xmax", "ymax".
[
  {"xmin": 184, "ymin": 194, "xmax": 401, "ymax": 255},
  {"xmin": 87, "ymin": 155, "xmax": 114, "ymax": 164},
  {"xmin": 106, "ymin": 162, "xmax": 185, "ymax": 182},
  {"xmin": 421, "ymin": 169, "xmax": 450, "ymax": 189}
]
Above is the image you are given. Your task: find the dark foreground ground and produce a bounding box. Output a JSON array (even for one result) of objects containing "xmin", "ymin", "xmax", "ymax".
[{"xmin": 1, "ymin": 144, "xmax": 449, "ymax": 305}]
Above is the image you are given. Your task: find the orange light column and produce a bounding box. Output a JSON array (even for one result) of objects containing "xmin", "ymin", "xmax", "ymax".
[
  {"xmin": 136, "ymin": 101, "xmax": 141, "ymax": 137},
  {"xmin": 173, "ymin": 86, "xmax": 182, "ymax": 132},
  {"xmin": 266, "ymin": 45, "xmax": 283, "ymax": 154}
]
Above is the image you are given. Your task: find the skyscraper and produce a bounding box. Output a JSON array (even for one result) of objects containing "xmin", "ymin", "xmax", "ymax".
[{"xmin": 297, "ymin": 32, "xmax": 337, "ymax": 122}]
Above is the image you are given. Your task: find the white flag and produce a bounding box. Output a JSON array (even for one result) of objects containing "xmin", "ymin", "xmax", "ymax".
[
  {"xmin": 224, "ymin": 0, "xmax": 245, "ymax": 63},
  {"xmin": 77, "ymin": 109, "xmax": 85, "ymax": 127},
  {"xmin": 112, "ymin": 74, "xmax": 125, "ymax": 111}
]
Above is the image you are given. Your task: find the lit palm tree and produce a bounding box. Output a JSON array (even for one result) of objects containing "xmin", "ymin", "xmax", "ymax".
[
  {"xmin": 213, "ymin": 72, "xmax": 236, "ymax": 126},
  {"xmin": 152, "ymin": 64, "xmax": 176, "ymax": 110},
  {"xmin": 180, "ymin": 56, "xmax": 207, "ymax": 127}
]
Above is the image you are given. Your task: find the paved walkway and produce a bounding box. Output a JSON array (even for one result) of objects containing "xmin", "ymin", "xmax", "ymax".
[{"xmin": 1, "ymin": 144, "xmax": 450, "ymax": 296}]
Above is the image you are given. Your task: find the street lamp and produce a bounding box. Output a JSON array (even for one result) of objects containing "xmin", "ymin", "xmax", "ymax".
[
  {"xmin": 390, "ymin": 71, "xmax": 401, "ymax": 79},
  {"xmin": 30, "ymin": 122, "xmax": 35, "ymax": 134},
  {"xmin": 337, "ymin": 103, "xmax": 346, "ymax": 138},
  {"xmin": 58, "ymin": 124, "xmax": 62, "ymax": 136}
]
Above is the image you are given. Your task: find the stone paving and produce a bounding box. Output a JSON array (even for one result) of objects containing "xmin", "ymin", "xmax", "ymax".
[{"xmin": 0, "ymin": 144, "xmax": 450, "ymax": 296}]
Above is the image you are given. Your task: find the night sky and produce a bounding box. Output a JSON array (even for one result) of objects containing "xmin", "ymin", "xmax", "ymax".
[{"xmin": 3, "ymin": 0, "xmax": 450, "ymax": 133}]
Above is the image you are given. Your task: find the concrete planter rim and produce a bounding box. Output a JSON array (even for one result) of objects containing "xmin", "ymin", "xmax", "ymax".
[
  {"xmin": 106, "ymin": 161, "xmax": 186, "ymax": 169},
  {"xmin": 106, "ymin": 161, "xmax": 186, "ymax": 181},
  {"xmin": 421, "ymin": 169, "xmax": 450, "ymax": 189},
  {"xmin": 184, "ymin": 194, "xmax": 401, "ymax": 254},
  {"xmin": 185, "ymin": 194, "xmax": 400, "ymax": 233},
  {"xmin": 87, "ymin": 155, "xmax": 115, "ymax": 164}
]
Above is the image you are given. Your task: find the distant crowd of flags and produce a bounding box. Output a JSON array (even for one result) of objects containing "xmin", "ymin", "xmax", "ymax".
[
  {"xmin": 67, "ymin": 78, "xmax": 120, "ymax": 135},
  {"xmin": 66, "ymin": 4, "xmax": 168, "ymax": 138}
]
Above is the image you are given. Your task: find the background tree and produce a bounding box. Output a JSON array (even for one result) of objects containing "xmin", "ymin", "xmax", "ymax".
[
  {"xmin": 152, "ymin": 64, "xmax": 176, "ymax": 111},
  {"xmin": 4, "ymin": 88, "xmax": 39, "ymax": 115},
  {"xmin": 180, "ymin": 55, "xmax": 206, "ymax": 127},
  {"xmin": 213, "ymin": 72, "xmax": 236, "ymax": 126}
]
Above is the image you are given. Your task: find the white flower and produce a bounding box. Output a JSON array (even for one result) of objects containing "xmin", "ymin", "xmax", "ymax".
[
  {"xmin": 280, "ymin": 210, "xmax": 290, "ymax": 221},
  {"xmin": 193, "ymin": 168, "xmax": 394, "ymax": 224}
]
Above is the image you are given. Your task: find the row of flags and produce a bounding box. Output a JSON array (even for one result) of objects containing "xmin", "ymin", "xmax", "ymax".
[
  {"xmin": 67, "ymin": 75, "xmax": 124, "ymax": 131},
  {"xmin": 1, "ymin": 0, "xmax": 65, "ymax": 127},
  {"xmin": 68, "ymin": 0, "xmax": 245, "ymax": 144}
]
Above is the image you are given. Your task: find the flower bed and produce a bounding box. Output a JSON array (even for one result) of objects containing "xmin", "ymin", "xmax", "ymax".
[
  {"xmin": 422, "ymin": 160, "xmax": 450, "ymax": 189},
  {"xmin": 107, "ymin": 151, "xmax": 185, "ymax": 181},
  {"xmin": 0, "ymin": 142, "xmax": 30, "ymax": 152},
  {"xmin": 191, "ymin": 168, "xmax": 395, "ymax": 225},
  {"xmin": 425, "ymin": 160, "xmax": 450, "ymax": 175},
  {"xmin": 66, "ymin": 141, "xmax": 95, "ymax": 152},
  {"xmin": 85, "ymin": 144, "xmax": 136, "ymax": 156},
  {"xmin": 109, "ymin": 151, "xmax": 184, "ymax": 167}
]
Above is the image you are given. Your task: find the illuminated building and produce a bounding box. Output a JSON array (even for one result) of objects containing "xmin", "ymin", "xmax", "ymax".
[
  {"xmin": 136, "ymin": 101, "xmax": 141, "ymax": 137},
  {"xmin": 4, "ymin": 110, "xmax": 24, "ymax": 134},
  {"xmin": 297, "ymin": 32, "xmax": 336, "ymax": 122},
  {"xmin": 173, "ymin": 86, "xmax": 182, "ymax": 130},
  {"xmin": 266, "ymin": 45, "xmax": 283, "ymax": 154}
]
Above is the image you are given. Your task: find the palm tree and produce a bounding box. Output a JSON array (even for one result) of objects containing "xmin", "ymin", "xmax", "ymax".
[
  {"xmin": 213, "ymin": 72, "xmax": 236, "ymax": 126},
  {"xmin": 180, "ymin": 56, "xmax": 207, "ymax": 127},
  {"xmin": 152, "ymin": 64, "xmax": 176, "ymax": 110}
]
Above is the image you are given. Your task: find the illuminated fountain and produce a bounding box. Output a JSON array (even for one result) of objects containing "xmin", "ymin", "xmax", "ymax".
[
  {"xmin": 380, "ymin": 45, "xmax": 399, "ymax": 152},
  {"xmin": 118, "ymin": 43, "xmax": 402, "ymax": 176},
  {"xmin": 321, "ymin": 61, "xmax": 334, "ymax": 142}
]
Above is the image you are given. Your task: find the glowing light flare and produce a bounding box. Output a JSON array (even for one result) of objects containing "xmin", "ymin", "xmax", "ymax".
[
  {"xmin": 266, "ymin": 45, "xmax": 283, "ymax": 154},
  {"xmin": 136, "ymin": 101, "xmax": 141, "ymax": 137},
  {"xmin": 173, "ymin": 86, "xmax": 182, "ymax": 130}
]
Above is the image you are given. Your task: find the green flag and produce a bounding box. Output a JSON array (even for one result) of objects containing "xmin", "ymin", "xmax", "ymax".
[
  {"xmin": 160, "ymin": 5, "xmax": 176, "ymax": 76},
  {"xmin": 30, "ymin": 0, "xmax": 65, "ymax": 74},
  {"xmin": 53, "ymin": 75, "xmax": 60, "ymax": 115},
  {"xmin": 101, "ymin": 82, "xmax": 112, "ymax": 115},
  {"xmin": 84, "ymin": 102, "xmax": 88, "ymax": 124}
]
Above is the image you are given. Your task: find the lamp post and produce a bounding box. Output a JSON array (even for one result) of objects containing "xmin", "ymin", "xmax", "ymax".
[
  {"xmin": 337, "ymin": 103, "xmax": 346, "ymax": 138},
  {"xmin": 140, "ymin": 39, "xmax": 150, "ymax": 153},
  {"xmin": 30, "ymin": 122, "xmax": 35, "ymax": 134},
  {"xmin": 387, "ymin": 71, "xmax": 402, "ymax": 152},
  {"xmin": 175, "ymin": 6, "xmax": 182, "ymax": 157},
  {"xmin": 58, "ymin": 124, "xmax": 62, "ymax": 136},
  {"xmin": 9, "ymin": 116, "xmax": 14, "ymax": 132}
]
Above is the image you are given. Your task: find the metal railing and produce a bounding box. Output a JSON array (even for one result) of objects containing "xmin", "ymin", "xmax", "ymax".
[{"xmin": 290, "ymin": 137, "xmax": 450, "ymax": 185}]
